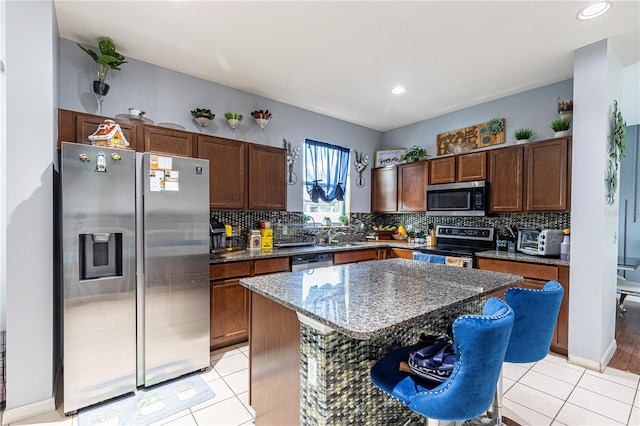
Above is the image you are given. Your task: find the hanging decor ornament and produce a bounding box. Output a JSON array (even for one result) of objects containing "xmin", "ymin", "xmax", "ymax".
[
  {"xmin": 283, "ymin": 138, "xmax": 300, "ymax": 185},
  {"xmin": 605, "ymin": 100, "xmax": 627, "ymax": 205},
  {"xmin": 224, "ymin": 112, "xmax": 243, "ymax": 138},
  {"xmin": 353, "ymin": 150, "xmax": 369, "ymax": 188}
]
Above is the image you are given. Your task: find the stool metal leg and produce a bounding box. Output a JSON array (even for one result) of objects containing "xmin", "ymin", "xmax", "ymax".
[{"xmin": 491, "ymin": 366, "xmax": 504, "ymax": 426}]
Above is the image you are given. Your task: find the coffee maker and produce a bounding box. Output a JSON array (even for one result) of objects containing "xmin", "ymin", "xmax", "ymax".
[{"xmin": 210, "ymin": 218, "xmax": 226, "ymax": 253}]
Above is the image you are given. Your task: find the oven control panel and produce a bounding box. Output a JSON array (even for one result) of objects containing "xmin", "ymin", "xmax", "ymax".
[{"xmin": 436, "ymin": 226, "xmax": 494, "ymax": 241}]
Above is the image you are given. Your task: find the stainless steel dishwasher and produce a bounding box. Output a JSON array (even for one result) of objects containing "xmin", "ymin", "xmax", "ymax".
[{"xmin": 291, "ymin": 252, "xmax": 334, "ymax": 271}]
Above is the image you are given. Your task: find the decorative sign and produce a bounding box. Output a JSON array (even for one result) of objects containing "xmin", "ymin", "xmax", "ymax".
[
  {"xmin": 375, "ymin": 149, "xmax": 406, "ymax": 167},
  {"xmin": 436, "ymin": 118, "xmax": 505, "ymax": 156}
]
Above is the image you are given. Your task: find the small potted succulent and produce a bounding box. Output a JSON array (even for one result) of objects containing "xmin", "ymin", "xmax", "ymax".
[
  {"xmin": 339, "ymin": 215, "xmax": 349, "ymax": 226},
  {"xmin": 549, "ymin": 117, "xmax": 572, "ymax": 138},
  {"xmin": 323, "ymin": 216, "xmax": 332, "ymax": 226},
  {"xmin": 191, "ymin": 108, "xmax": 215, "ymax": 126},
  {"xmin": 400, "ymin": 145, "xmax": 428, "ymax": 163},
  {"xmin": 513, "ymin": 128, "xmax": 536, "ymax": 144}
]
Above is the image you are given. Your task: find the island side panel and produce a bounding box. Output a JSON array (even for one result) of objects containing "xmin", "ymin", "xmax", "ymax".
[
  {"xmin": 250, "ymin": 292, "xmax": 301, "ymax": 426},
  {"xmin": 299, "ymin": 297, "xmax": 485, "ymax": 425}
]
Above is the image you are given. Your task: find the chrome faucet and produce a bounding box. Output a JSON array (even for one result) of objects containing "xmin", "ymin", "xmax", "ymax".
[{"xmin": 327, "ymin": 230, "xmax": 346, "ymax": 244}]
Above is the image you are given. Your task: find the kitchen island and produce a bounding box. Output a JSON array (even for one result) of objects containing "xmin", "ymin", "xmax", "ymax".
[{"xmin": 239, "ymin": 258, "xmax": 523, "ymax": 425}]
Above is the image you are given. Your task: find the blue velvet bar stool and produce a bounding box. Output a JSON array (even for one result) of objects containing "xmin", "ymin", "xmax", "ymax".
[
  {"xmin": 490, "ymin": 280, "xmax": 564, "ymax": 425},
  {"xmin": 370, "ymin": 297, "xmax": 514, "ymax": 425}
]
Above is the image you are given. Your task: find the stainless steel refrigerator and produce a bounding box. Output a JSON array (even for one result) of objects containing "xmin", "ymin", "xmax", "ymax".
[{"xmin": 61, "ymin": 142, "xmax": 210, "ymax": 414}]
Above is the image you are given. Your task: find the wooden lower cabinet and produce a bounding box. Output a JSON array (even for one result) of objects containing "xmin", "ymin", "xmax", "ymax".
[
  {"xmin": 210, "ymin": 258, "xmax": 290, "ymax": 350},
  {"xmin": 477, "ymin": 257, "xmax": 570, "ymax": 355},
  {"xmin": 389, "ymin": 248, "xmax": 414, "ymax": 259},
  {"xmin": 334, "ymin": 249, "xmax": 378, "ymax": 265}
]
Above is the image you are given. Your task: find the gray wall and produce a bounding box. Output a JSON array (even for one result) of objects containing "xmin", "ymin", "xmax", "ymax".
[
  {"xmin": 58, "ymin": 38, "xmax": 383, "ymax": 214},
  {"xmin": 4, "ymin": 0, "xmax": 57, "ymax": 416},
  {"xmin": 382, "ymin": 80, "xmax": 573, "ymax": 153},
  {"xmin": 619, "ymin": 125, "xmax": 640, "ymax": 283}
]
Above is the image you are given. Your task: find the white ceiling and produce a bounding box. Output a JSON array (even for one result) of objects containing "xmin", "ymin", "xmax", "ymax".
[{"xmin": 54, "ymin": 1, "xmax": 640, "ymax": 132}]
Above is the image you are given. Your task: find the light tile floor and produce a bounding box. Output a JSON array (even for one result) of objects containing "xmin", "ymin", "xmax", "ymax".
[{"xmin": 3, "ymin": 345, "xmax": 639, "ymax": 425}]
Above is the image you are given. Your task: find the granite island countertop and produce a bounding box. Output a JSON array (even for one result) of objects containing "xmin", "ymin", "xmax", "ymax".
[{"xmin": 239, "ymin": 258, "xmax": 523, "ymax": 340}]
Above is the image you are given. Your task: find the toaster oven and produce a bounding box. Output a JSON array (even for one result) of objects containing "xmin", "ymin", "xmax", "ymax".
[{"xmin": 517, "ymin": 229, "xmax": 564, "ymax": 256}]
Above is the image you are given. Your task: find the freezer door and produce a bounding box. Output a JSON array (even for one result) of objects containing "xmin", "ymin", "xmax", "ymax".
[
  {"xmin": 61, "ymin": 143, "xmax": 137, "ymax": 413},
  {"xmin": 140, "ymin": 153, "xmax": 210, "ymax": 386}
]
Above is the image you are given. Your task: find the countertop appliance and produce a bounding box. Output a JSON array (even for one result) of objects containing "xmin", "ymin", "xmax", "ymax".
[
  {"xmin": 210, "ymin": 218, "xmax": 226, "ymax": 253},
  {"xmin": 426, "ymin": 180, "xmax": 487, "ymax": 216},
  {"xmin": 413, "ymin": 225, "xmax": 495, "ymax": 268},
  {"xmin": 61, "ymin": 142, "xmax": 210, "ymax": 414},
  {"xmin": 517, "ymin": 229, "xmax": 564, "ymax": 256},
  {"xmin": 291, "ymin": 252, "xmax": 334, "ymax": 271}
]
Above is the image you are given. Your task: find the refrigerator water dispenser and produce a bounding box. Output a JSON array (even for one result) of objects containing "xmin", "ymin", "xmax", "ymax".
[{"xmin": 79, "ymin": 232, "xmax": 123, "ymax": 279}]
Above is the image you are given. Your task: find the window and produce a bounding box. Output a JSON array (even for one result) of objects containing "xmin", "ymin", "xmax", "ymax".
[{"xmin": 303, "ymin": 139, "xmax": 350, "ymax": 224}]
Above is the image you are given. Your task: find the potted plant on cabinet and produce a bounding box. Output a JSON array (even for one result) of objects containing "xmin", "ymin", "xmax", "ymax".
[
  {"xmin": 191, "ymin": 108, "xmax": 215, "ymax": 132},
  {"xmin": 513, "ymin": 128, "xmax": 536, "ymax": 144},
  {"xmin": 400, "ymin": 145, "xmax": 428, "ymax": 163},
  {"xmin": 549, "ymin": 117, "xmax": 572, "ymax": 138},
  {"xmin": 77, "ymin": 39, "xmax": 127, "ymax": 97},
  {"xmin": 339, "ymin": 215, "xmax": 349, "ymax": 226}
]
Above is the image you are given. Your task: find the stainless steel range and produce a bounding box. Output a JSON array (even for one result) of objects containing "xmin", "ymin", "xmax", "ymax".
[{"xmin": 413, "ymin": 225, "xmax": 495, "ymax": 268}]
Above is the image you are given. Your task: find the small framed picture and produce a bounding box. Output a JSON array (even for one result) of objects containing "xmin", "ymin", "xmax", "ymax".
[{"xmin": 375, "ymin": 149, "xmax": 406, "ymax": 167}]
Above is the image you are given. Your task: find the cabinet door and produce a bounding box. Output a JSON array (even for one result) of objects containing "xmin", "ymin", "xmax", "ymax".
[
  {"xmin": 429, "ymin": 157, "xmax": 456, "ymax": 184},
  {"xmin": 389, "ymin": 248, "xmax": 414, "ymax": 259},
  {"xmin": 248, "ymin": 145, "xmax": 287, "ymax": 210},
  {"xmin": 210, "ymin": 279, "xmax": 249, "ymax": 349},
  {"xmin": 525, "ymin": 138, "xmax": 570, "ymax": 212},
  {"xmin": 371, "ymin": 167, "xmax": 398, "ymax": 213},
  {"xmin": 333, "ymin": 249, "xmax": 378, "ymax": 265},
  {"xmin": 398, "ymin": 161, "xmax": 427, "ymax": 212},
  {"xmin": 457, "ymin": 152, "xmax": 487, "ymax": 182},
  {"xmin": 67, "ymin": 110, "xmax": 139, "ymax": 150},
  {"xmin": 143, "ymin": 126, "xmax": 195, "ymax": 157},
  {"xmin": 489, "ymin": 146, "xmax": 524, "ymax": 212},
  {"xmin": 198, "ymin": 136, "xmax": 247, "ymax": 209}
]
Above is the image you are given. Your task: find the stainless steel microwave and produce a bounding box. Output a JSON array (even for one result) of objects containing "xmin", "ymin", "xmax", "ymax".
[{"xmin": 426, "ymin": 180, "xmax": 487, "ymax": 216}]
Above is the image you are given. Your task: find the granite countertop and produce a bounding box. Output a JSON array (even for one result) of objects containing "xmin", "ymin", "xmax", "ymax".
[
  {"xmin": 475, "ymin": 250, "xmax": 570, "ymax": 267},
  {"xmin": 239, "ymin": 258, "xmax": 523, "ymax": 340},
  {"xmin": 210, "ymin": 240, "xmax": 424, "ymax": 264}
]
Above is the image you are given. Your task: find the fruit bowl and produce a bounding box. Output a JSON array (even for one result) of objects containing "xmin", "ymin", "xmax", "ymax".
[
  {"xmin": 448, "ymin": 142, "xmax": 475, "ymax": 155},
  {"xmin": 391, "ymin": 233, "xmax": 406, "ymax": 240}
]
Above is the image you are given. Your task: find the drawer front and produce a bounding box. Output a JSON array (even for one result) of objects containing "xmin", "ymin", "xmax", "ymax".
[
  {"xmin": 389, "ymin": 248, "xmax": 414, "ymax": 259},
  {"xmin": 255, "ymin": 257, "xmax": 290, "ymax": 275},
  {"xmin": 333, "ymin": 249, "xmax": 378, "ymax": 265},
  {"xmin": 210, "ymin": 261, "xmax": 251, "ymax": 280},
  {"xmin": 477, "ymin": 258, "xmax": 558, "ymax": 281}
]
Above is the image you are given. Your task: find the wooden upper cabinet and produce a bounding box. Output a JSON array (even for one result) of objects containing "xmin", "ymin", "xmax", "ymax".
[
  {"xmin": 143, "ymin": 126, "xmax": 195, "ymax": 157},
  {"xmin": 58, "ymin": 109, "xmax": 139, "ymax": 150},
  {"xmin": 525, "ymin": 138, "xmax": 571, "ymax": 212},
  {"xmin": 198, "ymin": 135, "xmax": 247, "ymax": 209},
  {"xmin": 457, "ymin": 151, "xmax": 487, "ymax": 182},
  {"xmin": 248, "ymin": 144, "xmax": 286, "ymax": 211},
  {"xmin": 429, "ymin": 157, "xmax": 456, "ymax": 184},
  {"xmin": 398, "ymin": 161, "xmax": 427, "ymax": 212},
  {"xmin": 489, "ymin": 145, "xmax": 524, "ymax": 212},
  {"xmin": 371, "ymin": 166, "xmax": 398, "ymax": 213}
]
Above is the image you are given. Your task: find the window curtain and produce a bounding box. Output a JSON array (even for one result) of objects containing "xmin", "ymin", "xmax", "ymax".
[{"xmin": 305, "ymin": 139, "xmax": 350, "ymax": 202}]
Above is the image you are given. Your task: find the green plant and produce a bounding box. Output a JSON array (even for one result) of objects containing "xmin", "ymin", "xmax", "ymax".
[
  {"xmin": 224, "ymin": 112, "xmax": 243, "ymax": 121},
  {"xmin": 513, "ymin": 128, "xmax": 536, "ymax": 140},
  {"xmin": 77, "ymin": 39, "xmax": 127, "ymax": 83},
  {"xmin": 323, "ymin": 216, "xmax": 331, "ymax": 221},
  {"xmin": 303, "ymin": 214, "xmax": 311, "ymax": 222},
  {"xmin": 191, "ymin": 108, "xmax": 215, "ymax": 120},
  {"xmin": 486, "ymin": 118, "xmax": 504, "ymax": 135},
  {"xmin": 400, "ymin": 145, "xmax": 428, "ymax": 162},
  {"xmin": 339, "ymin": 215, "xmax": 348, "ymax": 224},
  {"xmin": 549, "ymin": 117, "xmax": 572, "ymax": 132}
]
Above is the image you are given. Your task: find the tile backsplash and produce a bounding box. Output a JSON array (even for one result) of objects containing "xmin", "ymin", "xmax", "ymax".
[{"xmin": 211, "ymin": 210, "xmax": 570, "ymax": 245}]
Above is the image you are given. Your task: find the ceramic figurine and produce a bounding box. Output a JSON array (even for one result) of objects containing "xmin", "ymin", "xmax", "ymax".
[{"xmin": 89, "ymin": 119, "xmax": 130, "ymax": 149}]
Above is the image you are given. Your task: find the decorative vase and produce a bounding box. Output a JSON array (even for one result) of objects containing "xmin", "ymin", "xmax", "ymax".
[
  {"xmin": 93, "ymin": 81, "xmax": 110, "ymax": 96},
  {"xmin": 195, "ymin": 117, "xmax": 211, "ymax": 127},
  {"xmin": 554, "ymin": 130, "xmax": 570, "ymax": 138},
  {"xmin": 516, "ymin": 138, "xmax": 529, "ymax": 145}
]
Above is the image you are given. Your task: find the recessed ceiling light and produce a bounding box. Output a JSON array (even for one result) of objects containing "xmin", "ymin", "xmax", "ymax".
[
  {"xmin": 577, "ymin": 2, "xmax": 612, "ymax": 20},
  {"xmin": 391, "ymin": 86, "xmax": 407, "ymax": 95}
]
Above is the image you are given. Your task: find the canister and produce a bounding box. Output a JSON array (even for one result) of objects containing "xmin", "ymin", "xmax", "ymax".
[{"xmin": 248, "ymin": 230, "xmax": 262, "ymax": 251}]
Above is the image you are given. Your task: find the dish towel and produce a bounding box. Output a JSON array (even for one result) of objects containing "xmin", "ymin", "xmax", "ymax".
[
  {"xmin": 414, "ymin": 253, "xmax": 446, "ymax": 264},
  {"xmin": 445, "ymin": 256, "xmax": 465, "ymax": 267}
]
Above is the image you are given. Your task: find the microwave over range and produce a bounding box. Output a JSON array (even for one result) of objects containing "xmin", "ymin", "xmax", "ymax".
[{"xmin": 426, "ymin": 180, "xmax": 487, "ymax": 216}]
